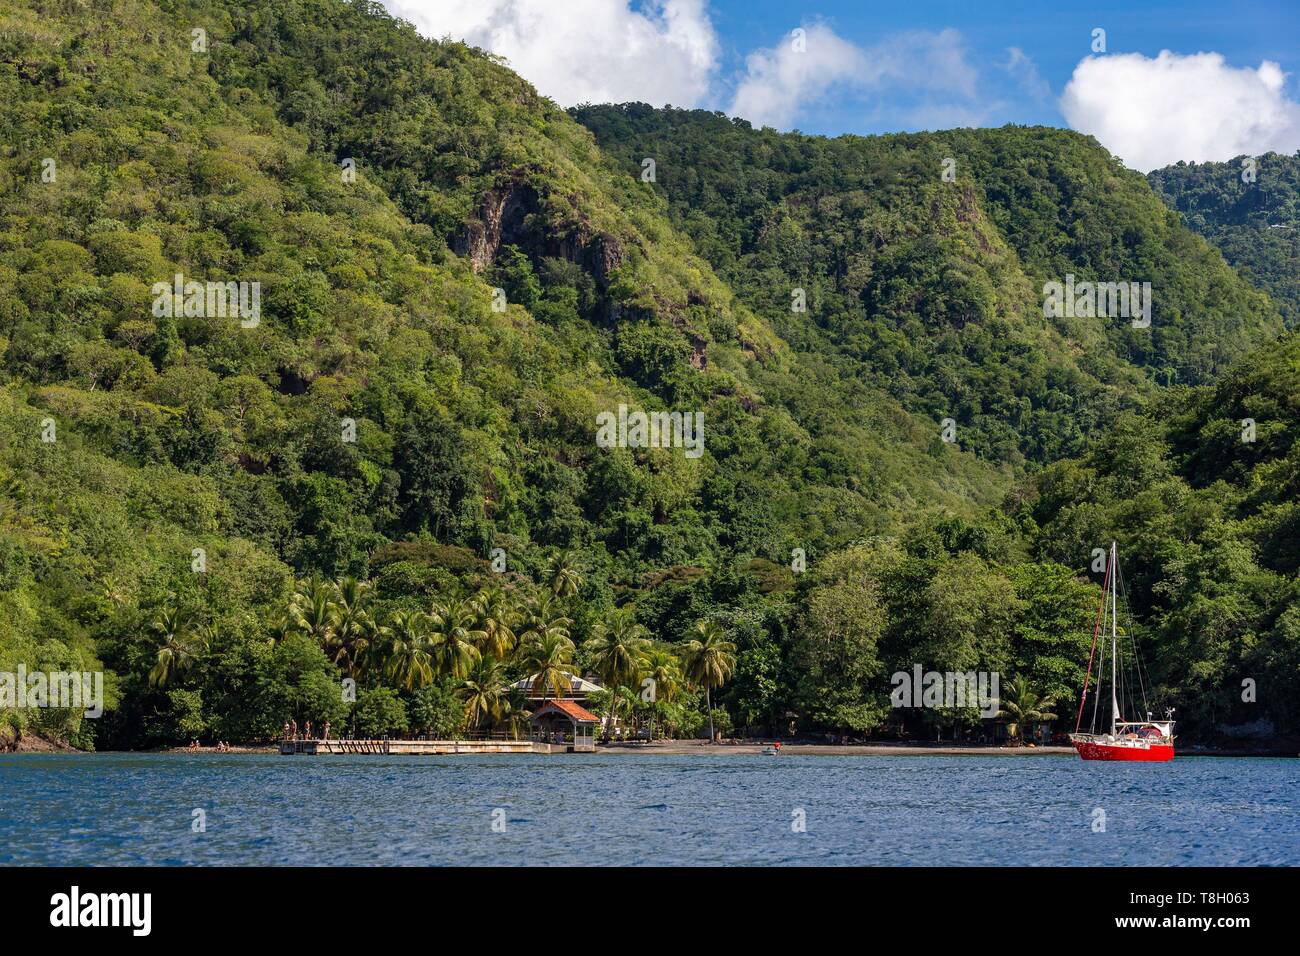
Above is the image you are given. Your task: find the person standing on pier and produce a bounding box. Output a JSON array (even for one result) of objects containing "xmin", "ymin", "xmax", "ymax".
[
  {"xmin": 305, "ymin": 720, "xmax": 313, "ymax": 740},
  {"xmin": 291, "ymin": 718, "xmax": 298, "ymax": 741},
  {"xmin": 282, "ymin": 721, "xmax": 290, "ymax": 741},
  {"xmin": 322, "ymin": 721, "xmax": 330, "ymax": 742}
]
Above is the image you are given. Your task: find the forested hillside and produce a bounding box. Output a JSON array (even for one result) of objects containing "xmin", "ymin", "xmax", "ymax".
[
  {"xmin": 0, "ymin": 0, "xmax": 1294, "ymax": 750},
  {"xmin": 574, "ymin": 106, "xmax": 1283, "ymax": 466},
  {"xmin": 1150, "ymin": 151, "xmax": 1300, "ymax": 327},
  {"xmin": 1026, "ymin": 331, "xmax": 1300, "ymax": 736}
]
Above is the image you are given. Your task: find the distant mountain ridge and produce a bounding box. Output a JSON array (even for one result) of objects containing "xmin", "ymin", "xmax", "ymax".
[
  {"xmin": 1149, "ymin": 151, "xmax": 1300, "ymax": 327},
  {"xmin": 573, "ymin": 105, "xmax": 1283, "ymax": 466}
]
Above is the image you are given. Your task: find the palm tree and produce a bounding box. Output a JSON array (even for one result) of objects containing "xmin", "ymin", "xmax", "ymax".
[
  {"xmin": 517, "ymin": 595, "xmax": 573, "ymax": 648},
  {"xmin": 640, "ymin": 644, "xmax": 682, "ymax": 703},
  {"xmin": 353, "ymin": 616, "xmax": 389, "ymax": 680},
  {"xmin": 519, "ymin": 630, "xmax": 575, "ymax": 702},
  {"xmin": 427, "ymin": 598, "xmax": 484, "ymax": 679},
  {"xmin": 639, "ymin": 644, "xmax": 682, "ymax": 739},
  {"xmin": 384, "ymin": 610, "xmax": 434, "ymax": 691},
  {"xmin": 148, "ymin": 604, "xmax": 207, "ymax": 688},
  {"xmin": 998, "ymin": 679, "xmax": 1058, "ymax": 745},
  {"xmin": 458, "ymin": 657, "xmax": 509, "ymax": 733},
  {"xmin": 682, "ymin": 620, "xmax": 737, "ymax": 744},
  {"xmin": 583, "ymin": 608, "xmax": 649, "ymax": 735},
  {"xmin": 544, "ymin": 550, "xmax": 584, "ymax": 599},
  {"xmin": 613, "ymin": 684, "xmax": 641, "ymax": 735},
  {"xmin": 497, "ymin": 696, "xmax": 530, "ymax": 741},
  {"xmin": 287, "ymin": 576, "xmax": 336, "ymax": 647},
  {"xmin": 326, "ymin": 576, "xmax": 374, "ymax": 679},
  {"xmin": 472, "ymin": 585, "xmax": 519, "ymax": 660},
  {"xmin": 267, "ymin": 612, "xmax": 295, "ymax": 648},
  {"xmin": 585, "ymin": 609, "xmax": 649, "ymax": 688}
]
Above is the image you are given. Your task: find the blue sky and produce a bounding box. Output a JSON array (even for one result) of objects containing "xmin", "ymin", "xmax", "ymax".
[
  {"xmin": 701, "ymin": 0, "xmax": 1300, "ymax": 135},
  {"xmin": 390, "ymin": 1, "xmax": 1300, "ymax": 171}
]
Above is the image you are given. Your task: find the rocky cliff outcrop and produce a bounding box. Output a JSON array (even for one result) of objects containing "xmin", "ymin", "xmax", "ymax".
[{"xmin": 454, "ymin": 175, "xmax": 626, "ymax": 287}]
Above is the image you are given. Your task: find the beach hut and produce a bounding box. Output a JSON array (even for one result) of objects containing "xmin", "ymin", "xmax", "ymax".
[{"xmin": 529, "ymin": 699, "xmax": 598, "ymax": 752}]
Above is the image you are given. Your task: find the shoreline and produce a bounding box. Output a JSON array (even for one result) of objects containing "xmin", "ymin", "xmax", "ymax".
[
  {"xmin": 599, "ymin": 741, "xmax": 1078, "ymax": 756},
  {"xmin": 8, "ymin": 739, "xmax": 1293, "ymax": 757}
]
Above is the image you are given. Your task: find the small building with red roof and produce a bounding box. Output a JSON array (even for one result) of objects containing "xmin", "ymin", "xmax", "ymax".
[{"xmin": 529, "ymin": 698, "xmax": 598, "ymax": 752}]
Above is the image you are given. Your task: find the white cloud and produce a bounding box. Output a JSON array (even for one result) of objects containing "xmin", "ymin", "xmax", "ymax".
[
  {"xmin": 731, "ymin": 26, "xmax": 979, "ymax": 130},
  {"xmin": 1061, "ymin": 50, "xmax": 1300, "ymax": 172},
  {"xmin": 1003, "ymin": 47, "xmax": 1049, "ymax": 102},
  {"xmin": 729, "ymin": 24, "xmax": 865, "ymax": 129},
  {"xmin": 383, "ymin": 5, "xmax": 990, "ymax": 134},
  {"xmin": 385, "ymin": 0, "xmax": 718, "ymax": 107}
]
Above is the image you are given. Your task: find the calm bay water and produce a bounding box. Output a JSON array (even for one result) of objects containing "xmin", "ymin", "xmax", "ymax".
[{"xmin": 1, "ymin": 752, "xmax": 1296, "ymax": 866}]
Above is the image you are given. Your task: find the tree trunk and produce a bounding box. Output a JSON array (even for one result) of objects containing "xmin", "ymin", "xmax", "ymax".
[{"xmin": 706, "ymin": 685, "xmax": 714, "ymax": 744}]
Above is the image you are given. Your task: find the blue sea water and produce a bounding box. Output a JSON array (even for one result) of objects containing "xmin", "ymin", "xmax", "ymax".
[{"xmin": 0, "ymin": 752, "xmax": 1295, "ymax": 865}]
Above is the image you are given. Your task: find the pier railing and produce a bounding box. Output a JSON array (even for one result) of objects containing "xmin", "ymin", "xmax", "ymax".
[{"xmin": 278, "ymin": 737, "xmax": 540, "ymax": 755}]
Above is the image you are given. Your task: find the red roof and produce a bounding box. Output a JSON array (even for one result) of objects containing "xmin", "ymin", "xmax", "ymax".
[{"xmin": 533, "ymin": 698, "xmax": 599, "ymax": 723}]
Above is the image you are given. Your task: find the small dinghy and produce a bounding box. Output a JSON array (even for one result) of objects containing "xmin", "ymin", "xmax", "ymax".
[{"xmin": 761, "ymin": 744, "xmax": 781, "ymax": 755}]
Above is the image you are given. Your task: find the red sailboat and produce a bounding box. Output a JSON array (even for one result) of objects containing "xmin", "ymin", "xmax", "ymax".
[{"xmin": 1069, "ymin": 541, "xmax": 1175, "ymax": 762}]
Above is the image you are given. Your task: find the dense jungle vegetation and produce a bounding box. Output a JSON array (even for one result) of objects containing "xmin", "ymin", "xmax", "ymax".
[
  {"xmin": 1150, "ymin": 151, "xmax": 1300, "ymax": 327},
  {"xmin": 0, "ymin": 0, "xmax": 1295, "ymax": 749}
]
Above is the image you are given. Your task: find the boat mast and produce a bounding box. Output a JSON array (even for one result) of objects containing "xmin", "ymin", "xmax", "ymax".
[{"xmin": 1110, "ymin": 540, "xmax": 1118, "ymax": 737}]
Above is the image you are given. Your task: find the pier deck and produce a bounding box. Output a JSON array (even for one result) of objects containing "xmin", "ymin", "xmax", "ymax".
[{"xmin": 279, "ymin": 738, "xmax": 594, "ymax": 755}]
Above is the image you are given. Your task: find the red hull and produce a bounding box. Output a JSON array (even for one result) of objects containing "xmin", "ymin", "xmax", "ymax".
[{"xmin": 1071, "ymin": 738, "xmax": 1174, "ymax": 762}]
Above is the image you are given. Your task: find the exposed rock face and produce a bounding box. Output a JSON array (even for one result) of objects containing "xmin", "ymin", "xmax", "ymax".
[
  {"xmin": 688, "ymin": 334, "xmax": 707, "ymax": 370},
  {"xmin": 0, "ymin": 727, "xmax": 76, "ymax": 752},
  {"xmin": 584, "ymin": 231, "xmax": 625, "ymax": 286},
  {"xmin": 454, "ymin": 176, "xmax": 626, "ymax": 287},
  {"xmin": 454, "ymin": 179, "xmax": 542, "ymax": 273}
]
